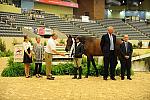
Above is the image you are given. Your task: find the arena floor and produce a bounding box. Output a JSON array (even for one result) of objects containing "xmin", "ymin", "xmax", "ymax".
[{"xmin": 0, "ymin": 72, "xmax": 150, "ymax": 100}]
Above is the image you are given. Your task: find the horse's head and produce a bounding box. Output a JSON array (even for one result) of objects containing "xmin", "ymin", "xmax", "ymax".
[{"xmin": 65, "ymin": 35, "xmax": 73, "ymax": 52}]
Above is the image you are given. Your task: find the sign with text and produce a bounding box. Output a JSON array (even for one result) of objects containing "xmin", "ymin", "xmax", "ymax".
[
  {"xmin": 14, "ymin": 44, "xmax": 24, "ymax": 62},
  {"xmin": 81, "ymin": 16, "xmax": 90, "ymax": 22}
]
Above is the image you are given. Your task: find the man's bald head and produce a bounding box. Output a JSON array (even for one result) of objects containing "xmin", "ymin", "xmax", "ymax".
[
  {"xmin": 107, "ymin": 26, "xmax": 114, "ymax": 34},
  {"xmin": 123, "ymin": 35, "xmax": 129, "ymax": 42}
]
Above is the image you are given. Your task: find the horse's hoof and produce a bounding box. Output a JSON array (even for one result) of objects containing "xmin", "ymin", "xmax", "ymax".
[{"xmin": 84, "ymin": 76, "xmax": 88, "ymax": 78}]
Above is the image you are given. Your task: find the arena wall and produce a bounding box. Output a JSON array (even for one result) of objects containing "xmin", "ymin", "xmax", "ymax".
[
  {"xmin": 34, "ymin": 2, "xmax": 73, "ymax": 16},
  {"xmin": 0, "ymin": 4, "xmax": 21, "ymax": 13}
]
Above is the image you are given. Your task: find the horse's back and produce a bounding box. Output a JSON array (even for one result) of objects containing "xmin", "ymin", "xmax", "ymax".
[
  {"xmin": 83, "ymin": 37, "xmax": 122, "ymax": 57},
  {"xmin": 84, "ymin": 38, "xmax": 103, "ymax": 56}
]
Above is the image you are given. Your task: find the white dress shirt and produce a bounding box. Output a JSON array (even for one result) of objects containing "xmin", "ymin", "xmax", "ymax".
[
  {"xmin": 23, "ymin": 42, "xmax": 32, "ymax": 52},
  {"xmin": 45, "ymin": 37, "xmax": 56, "ymax": 54},
  {"xmin": 108, "ymin": 33, "xmax": 114, "ymax": 50}
]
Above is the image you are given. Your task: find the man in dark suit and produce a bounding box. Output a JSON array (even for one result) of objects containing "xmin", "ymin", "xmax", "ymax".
[
  {"xmin": 71, "ymin": 36, "xmax": 84, "ymax": 79},
  {"xmin": 120, "ymin": 35, "xmax": 133, "ymax": 80},
  {"xmin": 100, "ymin": 26, "xmax": 117, "ymax": 80}
]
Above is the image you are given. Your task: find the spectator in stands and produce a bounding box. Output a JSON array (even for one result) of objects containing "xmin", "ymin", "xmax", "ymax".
[
  {"xmin": 23, "ymin": 35, "xmax": 32, "ymax": 78},
  {"xmin": 138, "ymin": 40, "xmax": 142, "ymax": 48},
  {"xmin": 33, "ymin": 37, "xmax": 44, "ymax": 78},
  {"xmin": 100, "ymin": 26, "xmax": 117, "ymax": 80},
  {"xmin": 148, "ymin": 41, "xmax": 150, "ymax": 48},
  {"xmin": 45, "ymin": 33, "xmax": 65, "ymax": 80},
  {"xmin": 70, "ymin": 36, "xmax": 84, "ymax": 79},
  {"xmin": 119, "ymin": 35, "xmax": 133, "ymax": 80}
]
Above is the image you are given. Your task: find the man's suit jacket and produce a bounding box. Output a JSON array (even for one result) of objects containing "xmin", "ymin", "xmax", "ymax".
[
  {"xmin": 120, "ymin": 42, "xmax": 133, "ymax": 60},
  {"xmin": 72, "ymin": 42, "xmax": 84, "ymax": 58},
  {"xmin": 100, "ymin": 33, "xmax": 116, "ymax": 56}
]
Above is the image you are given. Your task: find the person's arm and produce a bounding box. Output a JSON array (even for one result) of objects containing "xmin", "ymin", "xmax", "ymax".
[
  {"xmin": 50, "ymin": 41, "xmax": 65, "ymax": 56},
  {"xmin": 52, "ymin": 49, "xmax": 65, "ymax": 56},
  {"xmin": 77, "ymin": 44, "xmax": 84, "ymax": 56},
  {"xmin": 32, "ymin": 43, "xmax": 36, "ymax": 54},
  {"xmin": 28, "ymin": 42, "xmax": 32, "ymax": 58},
  {"xmin": 120, "ymin": 43, "xmax": 126, "ymax": 58},
  {"xmin": 23, "ymin": 42, "xmax": 31, "ymax": 58},
  {"xmin": 100, "ymin": 35, "xmax": 105, "ymax": 53},
  {"xmin": 128, "ymin": 43, "xmax": 133, "ymax": 58},
  {"xmin": 55, "ymin": 40, "xmax": 64, "ymax": 46}
]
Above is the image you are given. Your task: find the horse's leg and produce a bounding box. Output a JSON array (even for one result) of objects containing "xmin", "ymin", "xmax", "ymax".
[
  {"xmin": 85, "ymin": 56, "xmax": 90, "ymax": 78},
  {"xmin": 91, "ymin": 56, "xmax": 99, "ymax": 77}
]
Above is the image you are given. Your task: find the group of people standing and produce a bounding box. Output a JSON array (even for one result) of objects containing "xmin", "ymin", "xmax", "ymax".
[
  {"xmin": 70, "ymin": 26, "xmax": 133, "ymax": 80},
  {"xmin": 22, "ymin": 26, "xmax": 133, "ymax": 81},
  {"xmin": 23, "ymin": 33, "xmax": 65, "ymax": 80},
  {"xmin": 100, "ymin": 26, "xmax": 133, "ymax": 80}
]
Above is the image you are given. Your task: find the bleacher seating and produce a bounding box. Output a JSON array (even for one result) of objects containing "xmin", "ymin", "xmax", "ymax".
[
  {"xmin": 0, "ymin": 11, "xmax": 150, "ymax": 39},
  {"xmin": 44, "ymin": 13, "xmax": 91, "ymax": 36},
  {"xmin": 71, "ymin": 21, "xmax": 107, "ymax": 37},
  {"xmin": 0, "ymin": 20, "xmax": 24, "ymax": 37},
  {"xmin": 99, "ymin": 19, "xmax": 149, "ymax": 40},
  {"xmin": 128, "ymin": 21, "xmax": 150, "ymax": 38}
]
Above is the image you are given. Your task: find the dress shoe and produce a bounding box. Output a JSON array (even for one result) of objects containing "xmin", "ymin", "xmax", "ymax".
[
  {"xmin": 72, "ymin": 76, "xmax": 77, "ymax": 79},
  {"xmin": 47, "ymin": 77, "xmax": 54, "ymax": 80},
  {"xmin": 103, "ymin": 77, "xmax": 107, "ymax": 80},
  {"xmin": 77, "ymin": 77, "xmax": 82, "ymax": 79},
  {"xmin": 127, "ymin": 77, "xmax": 132, "ymax": 80},
  {"xmin": 121, "ymin": 77, "xmax": 124, "ymax": 80},
  {"xmin": 111, "ymin": 77, "xmax": 116, "ymax": 80},
  {"xmin": 84, "ymin": 75, "xmax": 88, "ymax": 78}
]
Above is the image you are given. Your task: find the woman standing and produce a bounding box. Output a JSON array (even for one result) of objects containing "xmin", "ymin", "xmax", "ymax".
[
  {"xmin": 23, "ymin": 35, "xmax": 32, "ymax": 78},
  {"xmin": 33, "ymin": 37, "xmax": 44, "ymax": 78}
]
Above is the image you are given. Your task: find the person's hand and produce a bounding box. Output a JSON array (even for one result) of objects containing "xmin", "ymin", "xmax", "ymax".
[
  {"xmin": 28, "ymin": 53, "xmax": 32, "ymax": 58},
  {"xmin": 60, "ymin": 53, "xmax": 65, "ymax": 56},
  {"xmin": 125, "ymin": 56, "xmax": 129, "ymax": 59}
]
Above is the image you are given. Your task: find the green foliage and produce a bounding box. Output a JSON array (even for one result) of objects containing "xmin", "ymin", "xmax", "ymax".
[
  {"xmin": 44, "ymin": 41, "xmax": 47, "ymax": 46},
  {"xmin": 59, "ymin": 39, "xmax": 65, "ymax": 44},
  {"xmin": 0, "ymin": 38, "xmax": 6, "ymax": 52},
  {"xmin": 1, "ymin": 57, "xmax": 34, "ymax": 77},
  {"xmin": 0, "ymin": 49, "xmax": 13, "ymax": 57},
  {"xmin": 133, "ymin": 44, "xmax": 138, "ymax": 49},
  {"xmin": 1, "ymin": 57, "xmax": 134, "ymax": 77},
  {"xmin": 0, "ymin": 38, "xmax": 13, "ymax": 57}
]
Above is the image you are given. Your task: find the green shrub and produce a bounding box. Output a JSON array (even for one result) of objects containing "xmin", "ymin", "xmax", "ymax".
[
  {"xmin": 0, "ymin": 50, "xmax": 13, "ymax": 57},
  {"xmin": 0, "ymin": 38, "xmax": 13, "ymax": 57},
  {"xmin": 1, "ymin": 57, "xmax": 134, "ymax": 77},
  {"xmin": 0, "ymin": 38, "xmax": 6, "ymax": 52},
  {"xmin": 44, "ymin": 41, "xmax": 47, "ymax": 46},
  {"xmin": 1, "ymin": 57, "xmax": 34, "ymax": 77}
]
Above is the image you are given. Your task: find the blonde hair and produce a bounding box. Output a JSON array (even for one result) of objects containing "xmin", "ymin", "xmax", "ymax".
[
  {"xmin": 107, "ymin": 26, "xmax": 114, "ymax": 30},
  {"xmin": 35, "ymin": 36, "xmax": 41, "ymax": 40}
]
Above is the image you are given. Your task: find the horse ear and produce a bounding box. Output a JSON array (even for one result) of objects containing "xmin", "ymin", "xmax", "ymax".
[{"xmin": 68, "ymin": 35, "xmax": 72, "ymax": 38}]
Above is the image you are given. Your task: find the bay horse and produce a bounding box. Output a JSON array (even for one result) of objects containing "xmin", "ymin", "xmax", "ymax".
[{"xmin": 65, "ymin": 35, "xmax": 122, "ymax": 78}]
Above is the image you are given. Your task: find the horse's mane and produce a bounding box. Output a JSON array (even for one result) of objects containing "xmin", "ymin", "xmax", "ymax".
[
  {"xmin": 78, "ymin": 36, "xmax": 97, "ymax": 43},
  {"xmin": 70, "ymin": 35, "xmax": 122, "ymax": 44}
]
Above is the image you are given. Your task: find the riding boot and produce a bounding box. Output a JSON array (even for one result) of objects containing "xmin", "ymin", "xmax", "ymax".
[
  {"xmin": 72, "ymin": 67, "xmax": 77, "ymax": 79},
  {"xmin": 95, "ymin": 70, "xmax": 99, "ymax": 77},
  {"xmin": 78, "ymin": 66, "xmax": 82, "ymax": 79}
]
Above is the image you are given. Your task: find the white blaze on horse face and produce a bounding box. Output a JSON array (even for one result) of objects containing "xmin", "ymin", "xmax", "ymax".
[{"xmin": 69, "ymin": 38, "xmax": 75, "ymax": 57}]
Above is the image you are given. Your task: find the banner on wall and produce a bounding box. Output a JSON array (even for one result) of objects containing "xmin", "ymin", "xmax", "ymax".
[
  {"xmin": 38, "ymin": 27, "xmax": 53, "ymax": 35},
  {"xmin": 35, "ymin": 0, "xmax": 78, "ymax": 8},
  {"xmin": 14, "ymin": 44, "xmax": 24, "ymax": 62}
]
